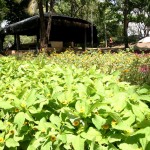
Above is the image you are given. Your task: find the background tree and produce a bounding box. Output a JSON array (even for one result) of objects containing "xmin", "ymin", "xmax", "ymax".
[
  {"xmin": 0, "ymin": 0, "xmax": 8, "ymax": 22},
  {"xmin": 129, "ymin": 0, "xmax": 150, "ymax": 37},
  {"xmin": 96, "ymin": 0, "xmax": 122, "ymax": 47},
  {"xmin": 4, "ymin": 0, "xmax": 30, "ymax": 23}
]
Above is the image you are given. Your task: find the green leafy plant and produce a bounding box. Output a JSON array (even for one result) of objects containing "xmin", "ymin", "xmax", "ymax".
[{"xmin": 0, "ymin": 54, "xmax": 150, "ymax": 149}]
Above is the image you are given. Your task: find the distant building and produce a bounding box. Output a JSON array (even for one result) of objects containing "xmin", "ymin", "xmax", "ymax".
[{"xmin": 0, "ymin": 13, "xmax": 97, "ymax": 51}]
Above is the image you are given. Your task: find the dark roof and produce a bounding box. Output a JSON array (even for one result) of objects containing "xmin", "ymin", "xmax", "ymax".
[{"xmin": 0, "ymin": 13, "xmax": 97, "ymax": 43}]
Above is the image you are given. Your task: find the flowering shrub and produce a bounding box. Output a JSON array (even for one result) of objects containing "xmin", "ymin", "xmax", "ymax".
[
  {"xmin": 139, "ymin": 65, "xmax": 150, "ymax": 73},
  {"xmin": 120, "ymin": 53, "xmax": 150, "ymax": 85},
  {"xmin": 0, "ymin": 54, "xmax": 150, "ymax": 150},
  {"xmin": 46, "ymin": 51, "xmax": 150, "ymax": 85}
]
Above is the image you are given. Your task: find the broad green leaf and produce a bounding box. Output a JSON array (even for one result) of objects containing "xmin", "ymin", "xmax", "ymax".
[
  {"xmin": 72, "ymin": 136, "xmax": 85, "ymax": 150},
  {"xmin": 108, "ymin": 132, "xmax": 123, "ymax": 143},
  {"xmin": 0, "ymin": 121, "xmax": 5, "ymax": 130},
  {"xmin": 89, "ymin": 102, "xmax": 108, "ymax": 114},
  {"xmin": 41, "ymin": 140, "xmax": 51, "ymax": 150},
  {"xmin": 118, "ymin": 143, "xmax": 139, "ymax": 150},
  {"xmin": 25, "ymin": 112, "xmax": 34, "ymax": 121},
  {"xmin": 12, "ymin": 98, "xmax": 21, "ymax": 109},
  {"xmin": 108, "ymin": 92, "xmax": 127, "ymax": 112},
  {"xmin": 145, "ymin": 142, "xmax": 150, "ymax": 150},
  {"xmin": 137, "ymin": 119, "xmax": 150, "ymax": 128},
  {"xmin": 102, "ymin": 75, "xmax": 113, "ymax": 83},
  {"xmin": 14, "ymin": 112, "xmax": 25, "ymax": 130},
  {"xmin": 37, "ymin": 117, "xmax": 57, "ymax": 131},
  {"xmin": 27, "ymin": 144, "xmax": 36, "ymax": 150},
  {"xmin": 50, "ymin": 114, "xmax": 61, "ymax": 128},
  {"xmin": 65, "ymin": 69, "xmax": 73, "ymax": 87},
  {"xmin": 113, "ymin": 122, "xmax": 134, "ymax": 132},
  {"xmin": 58, "ymin": 134, "xmax": 67, "ymax": 143},
  {"xmin": 63, "ymin": 144, "xmax": 72, "ymax": 150},
  {"xmin": 113, "ymin": 110, "xmax": 135, "ymax": 129},
  {"xmin": 27, "ymin": 137, "xmax": 44, "ymax": 150},
  {"xmin": 123, "ymin": 114, "xmax": 135, "ymax": 126},
  {"xmin": 140, "ymin": 95, "xmax": 150, "ymax": 102},
  {"xmin": 3, "ymin": 94, "xmax": 19, "ymax": 101},
  {"xmin": 76, "ymin": 83, "xmax": 87, "ymax": 98},
  {"xmin": 108, "ymin": 112, "xmax": 122, "ymax": 123},
  {"xmin": 14, "ymin": 136, "xmax": 24, "ymax": 142},
  {"xmin": 0, "ymin": 101, "xmax": 13, "ymax": 109},
  {"xmin": 67, "ymin": 135, "xmax": 85, "ymax": 150},
  {"xmin": 94, "ymin": 79, "xmax": 105, "ymax": 96},
  {"xmin": 65, "ymin": 89, "xmax": 74, "ymax": 102},
  {"xmin": 81, "ymin": 127, "xmax": 102, "ymax": 142},
  {"xmin": 0, "ymin": 146, "xmax": 5, "ymax": 150},
  {"xmin": 87, "ymin": 84, "xmax": 96, "ymax": 96},
  {"xmin": 75, "ymin": 100, "xmax": 90, "ymax": 116},
  {"xmin": 92, "ymin": 115, "xmax": 106, "ymax": 130},
  {"xmin": 37, "ymin": 118, "xmax": 47, "ymax": 130},
  {"xmin": 26, "ymin": 90, "xmax": 37, "ymax": 107},
  {"xmin": 137, "ymin": 88, "xmax": 149, "ymax": 94},
  {"xmin": 90, "ymin": 138, "xmax": 96, "ymax": 150},
  {"xmin": 131, "ymin": 105, "xmax": 145, "ymax": 122},
  {"xmin": 28, "ymin": 106, "xmax": 38, "ymax": 114},
  {"xmin": 139, "ymin": 137, "xmax": 147, "ymax": 150},
  {"xmin": 83, "ymin": 76, "xmax": 94, "ymax": 85},
  {"xmin": 6, "ymin": 138, "xmax": 19, "ymax": 148}
]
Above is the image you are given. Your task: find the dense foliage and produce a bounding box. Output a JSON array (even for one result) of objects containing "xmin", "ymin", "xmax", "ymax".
[
  {"xmin": 0, "ymin": 52, "xmax": 150, "ymax": 149},
  {"xmin": 2, "ymin": 0, "xmax": 30, "ymax": 23},
  {"xmin": 0, "ymin": 0, "xmax": 8, "ymax": 22}
]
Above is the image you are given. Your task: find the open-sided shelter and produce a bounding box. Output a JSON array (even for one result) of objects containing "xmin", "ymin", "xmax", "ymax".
[{"xmin": 0, "ymin": 13, "xmax": 97, "ymax": 51}]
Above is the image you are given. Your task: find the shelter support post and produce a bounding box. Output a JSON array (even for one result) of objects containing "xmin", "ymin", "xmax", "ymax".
[
  {"xmin": 16, "ymin": 34, "xmax": 20, "ymax": 51},
  {"xmin": 36, "ymin": 34, "xmax": 40, "ymax": 53},
  {"xmin": 91, "ymin": 24, "xmax": 93, "ymax": 48},
  {"xmin": 0, "ymin": 36, "xmax": 4, "ymax": 51},
  {"xmin": 14, "ymin": 34, "xmax": 20, "ymax": 50},
  {"xmin": 84, "ymin": 27, "xmax": 87, "ymax": 50},
  {"xmin": 82, "ymin": 27, "xmax": 87, "ymax": 51}
]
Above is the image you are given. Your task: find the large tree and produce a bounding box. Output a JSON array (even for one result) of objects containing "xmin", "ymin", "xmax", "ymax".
[
  {"xmin": 111, "ymin": 0, "xmax": 150, "ymax": 48},
  {"xmin": 123, "ymin": 0, "xmax": 129, "ymax": 48},
  {"xmin": 4, "ymin": 0, "xmax": 30, "ymax": 23},
  {"xmin": 129, "ymin": 0, "xmax": 150, "ymax": 37},
  {"xmin": 37, "ymin": 0, "xmax": 56, "ymax": 50}
]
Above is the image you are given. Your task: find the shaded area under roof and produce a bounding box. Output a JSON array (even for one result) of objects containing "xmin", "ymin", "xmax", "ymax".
[{"xmin": 0, "ymin": 13, "xmax": 97, "ymax": 44}]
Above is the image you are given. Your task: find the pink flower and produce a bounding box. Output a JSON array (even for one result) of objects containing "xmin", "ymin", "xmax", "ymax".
[{"xmin": 138, "ymin": 65, "xmax": 150, "ymax": 73}]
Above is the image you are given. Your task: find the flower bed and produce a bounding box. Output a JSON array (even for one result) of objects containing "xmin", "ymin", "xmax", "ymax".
[{"xmin": 0, "ymin": 52, "xmax": 150, "ymax": 149}]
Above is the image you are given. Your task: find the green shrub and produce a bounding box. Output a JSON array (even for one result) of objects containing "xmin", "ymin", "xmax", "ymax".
[{"xmin": 0, "ymin": 55, "xmax": 150, "ymax": 150}]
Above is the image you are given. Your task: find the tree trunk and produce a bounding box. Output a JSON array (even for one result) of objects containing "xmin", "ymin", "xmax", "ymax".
[
  {"xmin": 46, "ymin": 0, "xmax": 55, "ymax": 50},
  {"xmin": 50, "ymin": 0, "xmax": 55, "ymax": 12},
  {"xmin": 123, "ymin": 0, "xmax": 129, "ymax": 48},
  {"xmin": 46, "ymin": 12, "xmax": 52, "ymax": 45},
  {"xmin": 46, "ymin": 1, "xmax": 48, "ymax": 12},
  {"xmin": 71, "ymin": 0, "xmax": 74, "ymax": 17},
  {"xmin": 37, "ymin": 0, "xmax": 47, "ymax": 50}
]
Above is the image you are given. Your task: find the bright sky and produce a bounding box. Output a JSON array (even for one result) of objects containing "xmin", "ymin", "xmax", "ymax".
[{"xmin": 0, "ymin": 20, "xmax": 8, "ymax": 28}]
